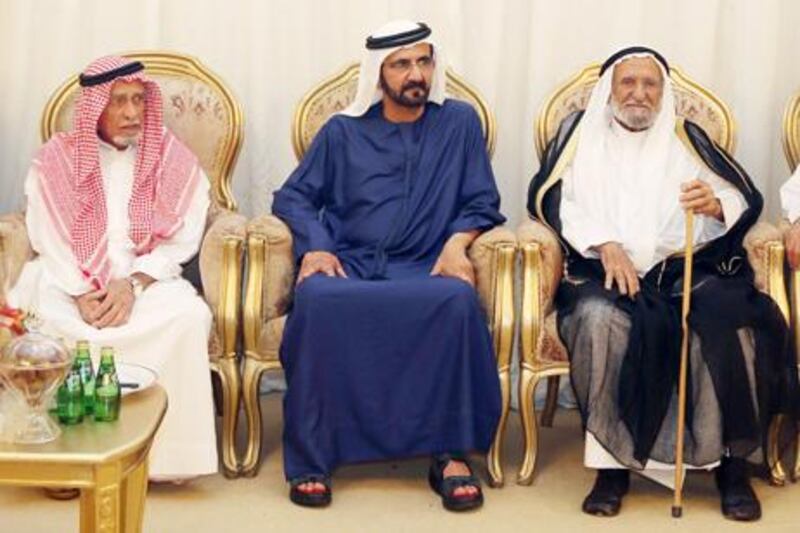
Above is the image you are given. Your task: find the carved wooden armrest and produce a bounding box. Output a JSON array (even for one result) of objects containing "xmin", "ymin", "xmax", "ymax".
[
  {"xmin": 468, "ymin": 226, "xmax": 515, "ymax": 316},
  {"xmin": 200, "ymin": 208, "xmax": 246, "ymax": 360},
  {"xmin": 467, "ymin": 226, "xmax": 516, "ymax": 370},
  {"xmin": 516, "ymin": 218, "xmax": 564, "ymax": 368},
  {"xmin": 0, "ymin": 212, "xmax": 33, "ymax": 295},
  {"xmin": 243, "ymin": 214, "xmax": 294, "ymax": 360},
  {"xmin": 743, "ymin": 221, "xmax": 789, "ymax": 321},
  {"xmin": 517, "ymin": 218, "xmax": 563, "ymax": 309},
  {"xmin": 776, "ymin": 220, "xmax": 800, "ymax": 372}
]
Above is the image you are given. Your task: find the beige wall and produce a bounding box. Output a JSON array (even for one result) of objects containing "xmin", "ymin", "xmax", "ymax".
[{"xmin": 1, "ymin": 0, "xmax": 798, "ymax": 227}]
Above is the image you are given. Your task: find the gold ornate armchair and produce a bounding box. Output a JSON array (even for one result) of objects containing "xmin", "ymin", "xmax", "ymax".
[
  {"xmin": 781, "ymin": 88, "xmax": 800, "ymax": 481},
  {"xmin": 783, "ymin": 90, "xmax": 800, "ymax": 173},
  {"xmin": 240, "ymin": 63, "xmax": 516, "ymax": 486},
  {"xmin": 517, "ymin": 63, "xmax": 790, "ymax": 485},
  {"xmin": 0, "ymin": 51, "xmax": 245, "ymax": 477}
]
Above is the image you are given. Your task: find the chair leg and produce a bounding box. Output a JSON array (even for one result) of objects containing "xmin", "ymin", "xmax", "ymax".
[
  {"xmin": 517, "ymin": 367, "xmax": 541, "ymax": 485},
  {"xmin": 768, "ymin": 414, "xmax": 787, "ymax": 486},
  {"xmin": 540, "ymin": 376, "xmax": 560, "ymax": 428},
  {"xmin": 487, "ymin": 363, "xmax": 511, "ymax": 488},
  {"xmin": 794, "ymin": 427, "xmax": 800, "ymax": 482},
  {"xmin": 213, "ymin": 356, "xmax": 241, "ymax": 478},
  {"xmin": 240, "ymin": 357, "xmax": 268, "ymax": 477}
]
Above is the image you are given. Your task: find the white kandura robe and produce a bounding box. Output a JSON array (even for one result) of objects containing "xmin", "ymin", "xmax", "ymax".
[
  {"xmin": 780, "ymin": 163, "xmax": 800, "ymax": 223},
  {"xmin": 8, "ymin": 140, "xmax": 218, "ymax": 479},
  {"xmin": 561, "ymin": 119, "xmax": 746, "ymax": 487}
]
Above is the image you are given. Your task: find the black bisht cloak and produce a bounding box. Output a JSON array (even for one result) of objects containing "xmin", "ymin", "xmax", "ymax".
[{"xmin": 528, "ymin": 111, "xmax": 799, "ymax": 469}]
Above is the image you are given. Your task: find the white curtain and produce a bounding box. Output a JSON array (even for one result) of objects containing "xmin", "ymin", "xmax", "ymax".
[{"xmin": 1, "ymin": 0, "xmax": 799, "ymax": 227}]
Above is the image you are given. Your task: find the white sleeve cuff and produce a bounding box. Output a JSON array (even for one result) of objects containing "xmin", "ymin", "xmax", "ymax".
[
  {"xmin": 717, "ymin": 190, "xmax": 745, "ymax": 231},
  {"xmin": 131, "ymin": 252, "xmax": 182, "ymax": 281}
]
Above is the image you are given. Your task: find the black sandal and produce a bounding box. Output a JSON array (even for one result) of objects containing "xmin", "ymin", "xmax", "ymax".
[
  {"xmin": 289, "ymin": 474, "xmax": 332, "ymax": 508},
  {"xmin": 428, "ymin": 454, "xmax": 484, "ymax": 512}
]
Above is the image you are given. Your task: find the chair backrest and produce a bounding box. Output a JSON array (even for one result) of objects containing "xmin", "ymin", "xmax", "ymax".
[
  {"xmin": 783, "ymin": 90, "xmax": 800, "ymax": 171},
  {"xmin": 40, "ymin": 51, "xmax": 243, "ymax": 211},
  {"xmin": 292, "ymin": 62, "xmax": 496, "ymax": 161},
  {"xmin": 534, "ymin": 62, "xmax": 736, "ymax": 159}
]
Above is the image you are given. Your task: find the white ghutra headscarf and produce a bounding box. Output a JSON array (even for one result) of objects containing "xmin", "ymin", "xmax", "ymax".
[
  {"xmin": 561, "ymin": 47, "xmax": 714, "ymax": 273},
  {"xmin": 339, "ymin": 20, "xmax": 447, "ymax": 117}
]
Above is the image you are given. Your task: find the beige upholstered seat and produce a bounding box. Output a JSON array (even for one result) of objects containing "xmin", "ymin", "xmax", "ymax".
[
  {"xmin": 0, "ymin": 51, "xmax": 246, "ymax": 477},
  {"xmin": 240, "ymin": 63, "xmax": 517, "ymax": 486},
  {"xmin": 517, "ymin": 62, "xmax": 790, "ymax": 485}
]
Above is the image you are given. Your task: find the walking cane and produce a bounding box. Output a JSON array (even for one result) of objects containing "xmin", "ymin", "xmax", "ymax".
[{"xmin": 672, "ymin": 210, "xmax": 694, "ymax": 518}]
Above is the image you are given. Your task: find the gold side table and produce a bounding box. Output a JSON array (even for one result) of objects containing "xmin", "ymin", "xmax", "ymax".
[{"xmin": 0, "ymin": 385, "xmax": 167, "ymax": 532}]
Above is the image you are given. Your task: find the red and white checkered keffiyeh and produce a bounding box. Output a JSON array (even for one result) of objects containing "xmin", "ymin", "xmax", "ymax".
[{"xmin": 32, "ymin": 56, "xmax": 202, "ymax": 289}]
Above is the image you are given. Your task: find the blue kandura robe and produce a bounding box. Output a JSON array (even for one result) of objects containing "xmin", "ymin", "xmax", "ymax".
[{"xmin": 273, "ymin": 100, "xmax": 506, "ymax": 479}]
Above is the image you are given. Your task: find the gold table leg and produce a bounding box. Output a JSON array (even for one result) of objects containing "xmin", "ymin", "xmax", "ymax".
[
  {"xmin": 81, "ymin": 463, "xmax": 122, "ymax": 533},
  {"xmin": 121, "ymin": 459, "xmax": 149, "ymax": 532},
  {"xmin": 0, "ymin": 386, "xmax": 165, "ymax": 533}
]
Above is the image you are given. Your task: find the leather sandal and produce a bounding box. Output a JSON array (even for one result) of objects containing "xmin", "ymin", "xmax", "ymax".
[
  {"xmin": 428, "ymin": 454, "xmax": 484, "ymax": 512},
  {"xmin": 289, "ymin": 474, "xmax": 332, "ymax": 508}
]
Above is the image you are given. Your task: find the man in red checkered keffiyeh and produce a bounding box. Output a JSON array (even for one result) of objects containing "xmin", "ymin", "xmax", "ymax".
[
  {"xmin": 8, "ymin": 55, "xmax": 218, "ymax": 482},
  {"xmin": 34, "ymin": 55, "xmax": 201, "ymax": 291}
]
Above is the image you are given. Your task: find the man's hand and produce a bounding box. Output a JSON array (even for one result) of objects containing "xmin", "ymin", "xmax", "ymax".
[
  {"xmin": 431, "ymin": 231, "xmax": 478, "ymax": 286},
  {"xmin": 297, "ymin": 251, "xmax": 347, "ymax": 285},
  {"xmin": 786, "ymin": 223, "xmax": 800, "ymax": 270},
  {"xmin": 680, "ymin": 179, "xmax": 723, "ymax": 221},
  {"xmin": 595, "ymin": 242, "xmax": 640, "ymax": 297},
  {"xmin": 89, "ymin": 278, "xmax": 135, "ymax": 329},
  {"xmin": 74, "ymin": 289, "xmax": 106, "ymax": 325}
]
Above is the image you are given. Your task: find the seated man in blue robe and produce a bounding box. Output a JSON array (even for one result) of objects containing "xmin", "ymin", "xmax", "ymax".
[{"xmin": 272, "ymin": 20, "xmax": 505, "ymax": 511}]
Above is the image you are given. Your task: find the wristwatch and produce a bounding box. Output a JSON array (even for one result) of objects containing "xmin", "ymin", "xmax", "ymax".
[{"xmin": 127, "ymin": 276, "xmax": 144, "ymax": 297}]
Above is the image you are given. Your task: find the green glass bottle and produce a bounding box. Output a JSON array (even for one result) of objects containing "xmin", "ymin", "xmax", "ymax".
[
  {"xmin": 93, "ymin": 346, "xmax": 120, "ymax": 422},
  {"xmin": 57, "ymin": 357, "xmax": 84, "ymax": 425},
  {"xmin": 75, "ymin": 340, "xmax": 95, "ymax": 416}
]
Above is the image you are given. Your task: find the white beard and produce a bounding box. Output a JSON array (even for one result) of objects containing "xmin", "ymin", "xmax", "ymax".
[
  {"xmin": 611, "ymin": 100, "xmax": 658, "ymax": 130},
  {"xmin": 111, "ymin": 134, "xmax": 140, "ymax": 148}
]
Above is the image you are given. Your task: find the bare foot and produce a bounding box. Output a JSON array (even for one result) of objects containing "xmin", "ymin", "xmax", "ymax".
[
  {"xmin": 443, "ymin": 460, "xmax": 479, "ymax": 498},
  {"xmin": 296, "ymin": 481, "xmax": 327, "ymax": 494}
]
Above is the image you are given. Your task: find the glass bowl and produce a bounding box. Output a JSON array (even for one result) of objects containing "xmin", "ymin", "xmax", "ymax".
[{"xmin": 0, "ymin": 331, "xmax": 72, "ymax": 444}]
